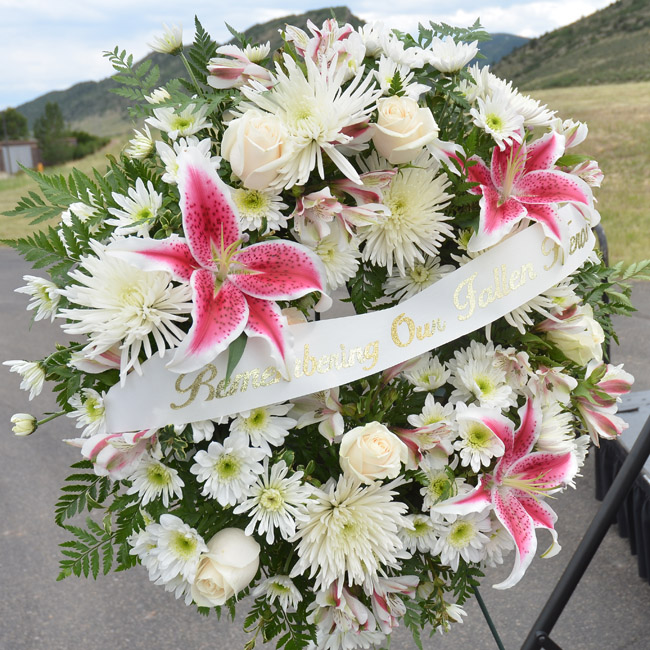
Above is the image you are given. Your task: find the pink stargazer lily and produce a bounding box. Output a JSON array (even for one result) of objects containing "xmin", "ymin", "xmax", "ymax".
[
  {"xmin": 465, "ymin": 131, "xmax": 592, "ymax": 251},
  {"xmin": 435, "ymin": 399, "xmax": 578, "ymax": 589},
  {"xmin": 110, "ymin": 148, "xmax": 329, "ymax": 374}
]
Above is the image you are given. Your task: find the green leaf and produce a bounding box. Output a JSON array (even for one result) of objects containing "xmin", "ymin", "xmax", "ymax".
[
  {"xmin": 224, "ymin": 333, "xmax": 248, "ymax": 384},
  {"xmin": 556, "ymin": 153, "xmax": 592, "ymax": 167}
]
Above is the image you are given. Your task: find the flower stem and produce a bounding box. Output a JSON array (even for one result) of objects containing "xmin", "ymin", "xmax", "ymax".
[
  {"xmin": 180, "ymin": 53, "xmax": 204, "ymax": 96},
  {"xmin": 37, "ymin": 411, "xmax": 66, "ymax": 426}
]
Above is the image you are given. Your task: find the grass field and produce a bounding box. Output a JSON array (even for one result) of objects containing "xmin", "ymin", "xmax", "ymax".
[{"xmin": 1, "ymin": 81, "xmax": 649, "ymax": 262}]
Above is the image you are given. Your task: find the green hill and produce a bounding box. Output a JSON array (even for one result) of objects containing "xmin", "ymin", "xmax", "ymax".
[
  {"xmin": 475, "ymin": 33, "xmax": 529, "ymax": 67},
  {"xmin": 493, "ymin": 0, "xmax": 650, "ymax": 89}
]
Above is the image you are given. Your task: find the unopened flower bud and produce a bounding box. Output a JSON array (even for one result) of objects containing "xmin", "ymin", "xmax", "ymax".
[{"xmin": 11, "ymin": 413, "xmax": 37, "ymax": 436}]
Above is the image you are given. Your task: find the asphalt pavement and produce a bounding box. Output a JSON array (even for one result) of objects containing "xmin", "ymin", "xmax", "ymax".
[{"xmin": 1, "ymin": 246, "xmax": 649, "ymax": 650}]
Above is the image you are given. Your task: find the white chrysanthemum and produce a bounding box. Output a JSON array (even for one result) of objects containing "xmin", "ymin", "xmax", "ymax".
[
  {"xmin": 375, "ymin": 55, "xmax": 429, "ymax": 98},
  {"xmin": 67, "ymin": 388, "xmax": 106, "ymax": 437},
  {"xmin": 470, "ymin": 91, "xmax": 524, "ymax": 151},
  {"xmin": 148, "ymin": 23, "xmax": 183, "ymax": 55},
  {"xmin": 59, "ymin": 241, "xmax": 193, "ymax": 381},
  {"xmin": 234, "ymin": 460, "xmax": 312, "ymax": 543},
  {"xmin": 400, "ymin": 513, "xmax": 439, "ymax": 553},
  {"xmin": 240, "ymin": 55, "xmax": 380, "ymax": 188},
  {"xmin": 190, "ymin": 434, "xmax": 266, "ymax": 506},
  {"xmin": 125, "ymin": 125, "xmax": 155, "ymax": 160},
  {"xmin": 145, "ymin": 87, "xmax": 171, "ymax": 104},
  {"xmin": 448, "ymin": 340, "xmax": 515, "ymax": 409},
  {"xmin": 482, "ymin": 515, "xmax": 514, "ymax": 568},
  {"xmin": 230, "ymin": 402, "xmax": 296, "ymax": 455},
  {"xmin": 453, "ymin": 404, "xmax": 506, "ymax": 473},
  {"xmin": 252, "ymin": 575, "xmax": 302, "ymax": 610},
  {"xmin": 231, "ymin": 187, "xmax": 288, "ymax": 233},
  {"xmin": 408, "ymin": 394, "xmax": 455, "ymax": 429},
  {"xmin": 291, "ymin": 475, "xmax": 410, "ymax": 592},
  {"xmin": 127, "ymin": 453, "xmax": 184, "ymax": 507},
  {"xmin": 173, "ymin": 419, "xmax": 217, "ymax": 443},
  {"xmin": 403, "ymin": 354, "xmax": 451, "ymax": 392},
  {"xmin": 146, "ymin": 103, "xmax": 210, "ymax": 140},
  {"xmin": 425, "ymin": 38, "xmax": 479, "ymax": 73},
  {"xmin": 434, "ymin": 511, "xmax": 491, "ymax": 571},
  {"xmin": 535, "ymin": 400, "xmax": 576, "ymax": 455},
  {"xmin": 106, "ymin": 177, "xmax": 163, "ymax": 237},
  {"xmin": 3, "ymin": 360, "xmax": 45, "ymax": 400},
  {"xmin": 385, "ymin": 257, "xmax": 454, "ymax": 301},
  {"xmin": 15, "ymin": 274, "xmax": 61, "ymax": 322},
  {"xmin": 156, "ymin": 137, "xmax": 220, "ymax": 184},
  {"xmin": 357, "ymin": 153, "xmax": 453, "ymax": 275}
]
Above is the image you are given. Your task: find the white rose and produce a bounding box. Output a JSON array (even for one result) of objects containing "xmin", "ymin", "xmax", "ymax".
[
  {"xmin": 546, "ymin": 305, "xmax": 604, "ymax": 366},
  {"xmin": 221, "ymin": 110, "xmax": 290, "ymax": 190},
  {"xmin": 339, "ymin": 421, "xmax": 408, "ymax": 484},
  {"xmin": 281, "ymin": 307, "xmax": 307, "ymax": 325},
  {"xmin": 191, "ymin": 528, "xmax": 260, "ymax": 607},
  {"xmin": 372, "ymin": 96, "xmax": 438, "ymax": 164}
]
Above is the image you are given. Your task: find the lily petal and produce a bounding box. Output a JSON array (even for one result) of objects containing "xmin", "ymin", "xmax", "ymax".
[
  {"xmin": 433, "ymin": 475, "xmax": 491, "ymax": 515},
  {"xmin": 508, "ymin": 451, "xmax": 578, "ymax": 490},
  {"xmin": 466, "ymin": 156, "xmax": 493, "ymax": 193},
  {"xmin": 515, "ymin": 169, "xmax": 591, "ymax": 206},
  {"xmin": 490, "ymin": 139, "xmax": 524, "ymax": 190},
  {"xmin": 524, "ymin": 131, "xmax": 565, "ymax": 173},
  {"xmin": 522, "ymin": 203, "xmax": 563, "ymax": 244},
  {"xmin": 244, "ymin": 295, "xmax": 291, "ymax": 375},
  {"xmin": 518, "ymin": 496, "xmax": 561, "ymax": 559},
  {"xmin": 511, "ymin": 399, "xmax": 542, "ymax": 467}
]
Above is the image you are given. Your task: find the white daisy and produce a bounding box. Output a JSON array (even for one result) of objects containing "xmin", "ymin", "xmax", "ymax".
[
  {"xmin": 127, "ymin": 453, "xmax": 184, "ymax": 507},
  {"xmin": 357, "ymin": 153, "xmax": 453, "ymax": 275},
  {"xmin": 385, "ymin": 257, "xmax": 454, "ymax": 301},
  {"xmin": 148, "ymin": 23, "xmax": 183, "ymax": 55},
  {"xmin": 233, "ymin": 460, "xmax": 312, "ymax": 543},
  {"xmin": 107, "ymin": 177, "xmax": 163, "ymax": 237},
  {"xmin": 403, "ymin": 354, "xmax": 451, "ymax": 392},
  {"xmin": 125, "ymin": 125, "xmax": 155, "ymax": 160},
  {"xmin": 291, "ymin": 475, "xmax": 410, "ymax": 592},
  {"xmin": 231, "ymin": 187, "xmax": 288, "ymax": 233},
  {"xmin": 190, "ymin": 434, "xmax": 266, "ymax": 506},
  {"xmin": 252, "ymin": 575, "xmax": 302, "ymax": 611},
  {"xmin": 173, "ymin": 419, "xmax": 217, "ymax": 443},
  {"xmin": 425, "ymin": 38, "xmax": 479, "ymax": 73},
  {"xmin": 482, "ymin": 514, "xmax": 514, "ymax": 568},
  {"xmin": 408, "ymin": 394, "xmax": 455, "ymax": 428},
  {"xmin": 470, "ymin": 91, "xmax": 524, "ymax": 151},
  {"xmin": 67, "ymin": 388, "xmax": 106, "ymax": 437},
  {"xmin": 230, "ymin": 402, "xmax": 296, "ymax": 455},
  {"xmin": 453, "ymin": 403, "xmax": 506, "ymax": 473},
  {"xmin": 420, "ymin": 461, "xmax": 465, "ymax": 511},
  {"xmin": 15, "ymin": 275, "xmax": 61, "ymax": 322},
  {"xmin": 434, "ymin": 511, "xmax": 491, "ymax": 571},
  {"xmin": 146, "ymin": 103, "xmax": 210, "ymax": 140},
  {"xmin": 3, "ymin": 360, "xmax": 45, "ymax": 400},
  {"xmin": 156, "ymin": 137, "xmax": 220, "ymax": 185},
  {"xmin": 399, "ymin": 513, "xmax": 439, "ymax": 553}
]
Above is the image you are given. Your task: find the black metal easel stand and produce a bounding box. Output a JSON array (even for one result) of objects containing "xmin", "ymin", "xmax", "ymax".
[{"xmin": 521, "ymin": 414, "xmax": 650, "ymax": 649}]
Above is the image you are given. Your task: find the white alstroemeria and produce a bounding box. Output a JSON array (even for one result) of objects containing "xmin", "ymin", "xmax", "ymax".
[
  {"xmin": 551, "ymin": 117, "xmax": 588, "ymax": 148},
  {"xmin": 148, "ymin": 23, "xmax": 183, "ymax": 55},
  {"xmin": 425, "ymin": 38, "xmax": 479, "ymax": 73},
  {"xmin": 403, "ymin": 354, "xmax": 451, "ymax": 392},
  {"xmin": 190, "ymin": 434, "xmax": 266, "ymax": 506},
  {"xmin": 385, "ymin": 257, "xmax": 454, "ymax": 301},
  {"xmin": 529, "ymin": 365, "xmax": 578, "ymax": 405},
  {"xmin": 126, "ymin": 452, "xmax": 184, "ymax": 507},
  {"xmin": 290, "ymin": 388, "xmax": 345, "ymax": 442},
  {"xmin": 146, "ymin": 103, "xmax": 210, "ymax": 140},
  {"xmin": 234, "ymin": 460, "xmax": 312, "ymax": 543},
  {"xmin": 60, "ymin": 241, "xmax": 193, "ymax": 381},
  {"xmin": 67, "ymin": 388, "xmax": 106, "ymax": 438},
  {"xmin": 125, "ymin": 125, "xmax": 155, "ymax": 159},
  {"xmin": 399, "ymin": 513, "xmax": 439, "ymax": 553},
  {"xmin": 231, "ymin": 186, "xmax": 288, "ymax": 233},
  {"xmin": 3, "ymin": 360, "xmax": 45, "ymax": 400},
  {"xmin": 434, "ymin": 511, "xmax": 491, "ymax": 571},
  {"xmin": 453, "ymin": 403, "xmax": 506, "ymax": 473},
  {"xmin": 156, "ymin": 137, "xmax": 220, "ymax": 185},
  {"xmin": 252, "ymin": 575, "xmax": 302, "ymax": 611},
  {"xmin": 15, "ymin": 275, "xmax": 61, "ymax": 322},
  {"xmin": 230, "ymin": 402, "xmax": 297, "ymax": 456},
  {"xmin": 107, "ymin": 178, "xmax": 163, "ymax": 237},
  {"xmin": 145, "ymin": 87, "xmax": 171, "ymax": 104},
  {"xmin": 470, "ymin": 91, "xmax": 524, "ymax": 151}
]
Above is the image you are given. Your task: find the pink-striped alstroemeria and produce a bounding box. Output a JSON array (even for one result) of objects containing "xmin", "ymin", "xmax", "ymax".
[
  {"xmin": 110, "ymin": 148, "xmax": 329, "ymax": 374},
  {"xmin": 465, "ymin": 131, "xmax": 592, "ymax": 251},
  {"xmin": 206, "ymin": 44, "xmax": 274, "ymax": 90},
  {"xmin": 369, "ymin": 575, "xmax": 419, "ymax": 634},
  {"xmin": 435, "ymin": 399, "xmax": 577, "ymax": 589}
]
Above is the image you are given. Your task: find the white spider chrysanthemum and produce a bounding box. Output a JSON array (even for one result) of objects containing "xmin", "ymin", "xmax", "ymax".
[
  {"xmin": 399, "ymin": 513, "xmax": 439, "ymax": 553},
  {"xmin": 403, "ymin": 353, "xmax": 450, "ymax": 392},
  {"xmin": 357, "ymin": 153, "xmax": 453, "ymax": 275},
  {"xmin": 234, "ymin": 460, "xmax": 312, "ymax": 543},
  {"xmin": 434, "ymin": 512, "xmax": 491, "ymax": 571},
  {"xmin": 230, "ymin": 402, "xmax": 297, "ymax": 455},
  {"xmin": 15, "ymin": 274, "xmax": 61, "ymax": 322},
  {"xmin": 190, "ymin": 434, "xmax": 266, "ymax": 506},
  {"xmin": 240, "ymin": 55, "xmax": 380, "ymax": 188},
  {"xmin": 59, "ymin": 241, "xmax": 193, "ymax": 381},
  {"xmin": 508, "ymin": 89, "xmax": 556, "ymax": 127},
  {"xmin": 125, "ymin": 125, "xmax": 155, "ymax": 160},
  {"xmin": 470, "ymin": 91, "xmax": 524, "ymax": 151},
  {"xmin": 145, "ymin": 87, "xmax": 171, "ymax": 104},
  {"xmin": 127, "ymin": 453, "xmax": 184, "ymax": 507},
  {"xmin": 425, "ymin": 38, "xmax": 479, "ymax": 73},
  {"xmin": 146, "ymin": 103, "xmax": 210, "ymax": 140},
  {"xmin": 291, "ymin": 475, "xmax": 410, "ymax": 592},
  {"xmin": 385, "ymin": 257, "xmax": 454, "ymax": 301},
  {"xmin": 231, "ymin": 187, "xmax": 288, "ymax": 233},
  {"xmin": 156, "ymin": 137, "xmax": 220, "ymax": 184},
  {"xmin": 453, "ymin": 404, "xmax": 506, "ymax": 473},
  {"xmin": 3, "ymin": 360, "xmax": 45, "ymax": 400},
  {"xmin": 106, "ymin": 177, "xmax": 163, "ymax": 237},
  {"xmin": 252, "ymin": 575, "xmax": 302, "ymax": 610},
  {"xmin": 67, "ymin": 388, "xmax": 106, "ymax": 437},
  {"xmin": 448, "ymin": 341, "xmax": 515, "ymax": 409},
  {"xmin": 535, "ymin": 400, "xmax": 576, "ymax": 455}
]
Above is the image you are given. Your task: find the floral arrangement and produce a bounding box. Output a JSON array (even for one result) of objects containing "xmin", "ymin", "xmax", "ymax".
[{"xmin": 5, "ymin": 14, "xmax": 649, "ymax": 650}]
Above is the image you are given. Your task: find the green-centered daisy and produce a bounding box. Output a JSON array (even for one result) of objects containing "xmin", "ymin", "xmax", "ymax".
[
  {"xmin": 469, "ymin": 91, "xmax": 524, "ymax": 151},
  {"xmin": 127, "ymin": 452, "xmax": 184, "ymax": 507},
  {"xmin": 67, "ymin": 388, "xmax": 106, "ymax": 437},
  {"xmin": 399, "ymin": 513, "xmax": 438, "ymax": 553},
  {"xmin": 231, "ymin": 186, "xmax": 288, "ymax": 233},
  {"xmin": 385, "ymin": 257, "xmax": 455, "ymax": 301},
  {"xmin": 434, "ymin": 511, "xmax": 491, "ymax": 571},
  {"xmin": 403, "ymin": 354, "xmax": 450, "ymax": 392},
  {"xmin": 253, "ymin": 575, "xmax": 302, "ymax": 610},
  {"xmin": 190, "ymin": 433, "xmax": 266, "ymax": 506},
  {"xmin": 107, "ymin": 177, "xmax": 163, "ymax": 237},
  {"xmin": 234, "ymin": 460, "xmax": 312, "ymax": 543},
  {"xmin": 146, "ymin": 103, "xmax": 210, "ymax": 140},
  {"xmin": 230, "ymin": 402, "xmax": 296, "ymax": 455},
  {"xmin": 453, "ymin": 403, "xmax": 506, "ymax": 473}
]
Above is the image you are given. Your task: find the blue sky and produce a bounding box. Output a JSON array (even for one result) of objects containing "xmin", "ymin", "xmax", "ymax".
[{"xmin": 0, "ymin": 0, "xmax": 612, "ymax": 110}]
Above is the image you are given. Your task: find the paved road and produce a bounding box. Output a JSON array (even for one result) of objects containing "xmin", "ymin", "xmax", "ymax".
[{"xmin": 1, "ymin": 247, "xmax": 649, "ymax": 650}]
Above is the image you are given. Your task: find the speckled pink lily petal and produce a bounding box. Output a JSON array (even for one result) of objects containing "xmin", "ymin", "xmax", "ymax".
[
  {"xmin": 231, "ymin": 240, "xmax": 328, "ymax": 301},
  {"xmin": 244, "ymin": 295, "xmax": 289, "ymax": 369},
  {"xmin": 177, "ymin": 148, "xmax": 241, "ymax": 271},
  {"xmin": 167, "ymin": 272, "xmax": 248, "ymax": 373},
  {"xmin": 524, "ymin": 131, "xmax": 564, "ymax": 173},
  {"xmin": 523, "ymin": 203, "xmax": 562, "ymax": 243},
  {"xmin": 466, "ymin": 156, "xmax": 493, "ymax": 194},
  {"xmin": 510, "ymin": 399, "xmax": 541, "ymax": 467},
  {"xmin": 490, "ymin": 138, "xmax": 524, "ymax": 189},
  {"xmin": 433, "ymin": 475, "xmax": 492, "ymax": 516},
  {"xmin": 516, "ymin": 170, "xmax": 590, "ymax": 206},
  {"xmin": 509, "ymin": 451, "xmax": 577, "ymax": 490},
  {"xmin": 518, "ymin": 496, "xmax": 561, "ymax": 558},
  {"xmin": 471, "ymin": 186, "xmax": 528, "ymax": 251}
]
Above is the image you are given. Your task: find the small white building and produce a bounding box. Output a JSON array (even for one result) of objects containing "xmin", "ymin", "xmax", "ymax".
[{"xmin": 0, "ymin": 140, "xmax": 41, "ymax": 174}]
